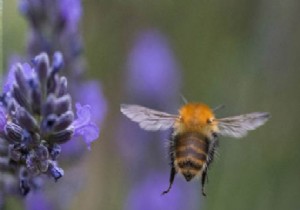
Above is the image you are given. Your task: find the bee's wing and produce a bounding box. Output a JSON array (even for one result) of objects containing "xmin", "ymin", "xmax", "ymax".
[
  {"xmin": 120, "ymin": 104, "xmax": 178, "ymax": 131},
  {"xmin": 216, "ymin": 112, "xmax": 270, "ymax": 138}
]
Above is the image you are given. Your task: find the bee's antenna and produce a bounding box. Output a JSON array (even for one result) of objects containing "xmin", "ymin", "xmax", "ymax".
[
  {"xmin": 213, "ymin": 104, "xmax": 225, "ymax": 112},
  {"xmin": 180, "ymin": 94, "xmax": 188, "ymax": 104}
]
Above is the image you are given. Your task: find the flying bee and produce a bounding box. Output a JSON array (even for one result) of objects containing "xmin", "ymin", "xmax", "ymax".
[{"xmin": 120, "ymin": 103, "xmax": 270, "ymax": 196}]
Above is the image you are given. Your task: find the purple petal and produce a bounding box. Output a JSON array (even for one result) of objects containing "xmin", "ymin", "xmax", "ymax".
[
  {"xmin": 72, "ymin": 103, "xmax": 100, "ymax": 149},
  {"xmin": 74, "ymin": 123, "xmax": 99, "ymax": 150},
  {"xmin": 73, "ymin": 103, "xmax": 91, "ymax": 126}
]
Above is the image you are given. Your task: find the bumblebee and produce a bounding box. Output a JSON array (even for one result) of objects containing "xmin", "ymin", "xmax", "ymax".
[{"xmin": 121, "ymin": 103, "xmax": 270, "ymax": 196}]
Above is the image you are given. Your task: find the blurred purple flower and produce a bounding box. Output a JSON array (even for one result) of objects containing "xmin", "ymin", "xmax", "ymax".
[
  {"xmin": 20, "ymin": 0, "xmax": 81, "ymax": 32},
  {"xmin": 0, "ymin": 106, "xmax": 6, "ymax": 132},
  {"xmin": 119, "ymin": 29, "xmax": 181, "ymax": 161},
  {"xmin": 58, "ymin": 0, "xmax": 82, "ymax": 32},
  {"xmin": 124, "ymin": 172, "xmax": 198, "ymax": 210},
  {"xmin": 127, "ymin": 29, "xmax": 181, "ymax": 102},
  {"xmin": 25, "ymin": 192, "xmax": 53, "ymax": 210},
  {"xmin": 120, "ymin": 29, "xmax": 201, "ymax": 210},
  {"xmin": 72, "ymin": 103, "xmax": 100, "ymax": 149},
  {"xmin": 117, "ymin": 118, "xmax": 157, "ymax": 170}
]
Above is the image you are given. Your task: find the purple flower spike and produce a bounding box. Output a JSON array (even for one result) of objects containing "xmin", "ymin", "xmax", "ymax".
[
  {"xmin": 127, "ymin": 29, "xmax": 181, "ymax": 101},
  {"xmin": 0, "ymin": 52, "xmax": 100, "ymax": 195},
  {"xmin": 0, "ymin": 106, "xmax": 6, "ymax": 132},
  {"xmin": 73, "ymin": 103, "xmax": 99, "ymax": 149},
  {"xmin": 124, "ymin": 172, "xmax": 198, "ymax": 210},
  {"xmin": 59, "ymin": 0, "xmax": 82, "ymax": 32}
]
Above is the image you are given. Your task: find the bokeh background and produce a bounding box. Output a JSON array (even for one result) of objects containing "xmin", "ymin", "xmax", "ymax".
[{"xmin": 3, "ymin": 0, "xmax": 300, "ymax": 210}]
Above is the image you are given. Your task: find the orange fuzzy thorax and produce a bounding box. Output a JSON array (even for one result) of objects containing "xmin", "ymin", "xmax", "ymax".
[{"xmin": 175, "ymin": 103, "xmax": 217, "ymax": 136}]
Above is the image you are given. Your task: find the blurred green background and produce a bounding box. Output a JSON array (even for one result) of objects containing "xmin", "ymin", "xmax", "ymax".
[{"xmin": 3, "ymin": 0, "xmax": 300, "ymax": 210}]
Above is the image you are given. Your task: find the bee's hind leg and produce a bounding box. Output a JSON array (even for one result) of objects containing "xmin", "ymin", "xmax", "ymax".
[
  {"xmin": 161, "ymin": 166, "xmax": 176, "ymax": 195},
  {"xmin": 201, "ymin": 168, "xmax": 208, "ymax": 196}
]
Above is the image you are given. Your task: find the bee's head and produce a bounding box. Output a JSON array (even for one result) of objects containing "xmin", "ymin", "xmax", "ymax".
[{"xmin": 178, "ymin": 103, "xmax": 219, "ymax": 136}]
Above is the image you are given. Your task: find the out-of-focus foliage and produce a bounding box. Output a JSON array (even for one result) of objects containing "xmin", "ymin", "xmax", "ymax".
[{"xmin": 4, "ymin": 0, "xmax": 300, "ymax": 210}]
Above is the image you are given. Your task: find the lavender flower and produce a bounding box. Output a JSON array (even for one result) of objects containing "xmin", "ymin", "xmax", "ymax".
[
  {"xmin": 3, "ymin": 0, "xmax": 105, "ymax": 209},
  {"xmin": 0, "ymin": 52, "xmax": 99, "ymax": 196}
]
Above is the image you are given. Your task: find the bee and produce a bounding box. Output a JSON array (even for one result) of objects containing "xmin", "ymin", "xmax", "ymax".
[{"xmin": 120, "ymin": 103, "xmax": 270, "ymax": 196}]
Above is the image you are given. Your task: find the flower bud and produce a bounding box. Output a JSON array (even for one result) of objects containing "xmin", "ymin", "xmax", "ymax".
[
  {"xmin": 26, "ymin": 153, "xmax": 39, "ymax": 176},
  {"xmin": 30, "ymin": 79, "xmax": 42, "ymax": 115},
  {"xmin": 48, "ymin": 129, "xmax": 73, "ymax": 144},
  {"xmin": 42, "ymin": 94, "xmax": 55, "ymax": 116},
  {"xmin": 13, "ymin": 84, "xmax": 30, "ymax": 110},
  {"xmin": 54, "ymin": 94, "xmax": 71, "ymax": 115},
  {"xmin": 48, "ymin": 162, "xmax": 64, "ymax": 181},
  {"xmin": 58, "ymin": 76, "xmax": 67, "ymax": 97},
  {"xmin": 47, "ymin": 73, "xmax": 59, "ymax": 95},
  {"xmin": 52, "ymin": 52, "xmax": 64, "ymax": 72},
  {"xmin": 49, "ymin": 144, "xmax": 61, "ymax": 160},
  {"xmin": 16, "ymin": 107, "xmax": 39, "ymax": 132},
  {"xmin": 41, "ymin": 114, "xmax": 58, "ymax": 134},
  {"xmin": 5, "ymin": 122, "xmax": 23, "ymax": 143},
  {"xmin": 35, "ymin": 52, "xmax": 49, "ymax": 88},
  {"xmin": 8, "ymin": 145, "xmax": 22, "ymax": 162},
  {"xmin": 38, "ymin": 160, "xmax": 49, "ymax": 172},
  {"xmin": 53, "ymin": 111, "xmax": 74, "ymax": 132},
  {"xmin": 19, "ymin": 168, "xmax": 30, "ymax": 196},
  {"xmin": 14, "ymin": 64, "xmax": 29, "ymax": 97},
  {"xmin": 35, "ymin": 144, "xmax": 49, "ymax": 161}
]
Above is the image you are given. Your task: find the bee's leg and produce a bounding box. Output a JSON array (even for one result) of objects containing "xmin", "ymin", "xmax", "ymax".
[
  {"xmin": 161, "ymin": 166, "xmax": 176, "ymax": 195},
  {"xmin": 201, "ymin": 138, "xmax": 218, "ymax": 196},
  {"xmin": 201, "ymin": 168, "xmax": 208, "ymax": 196}
]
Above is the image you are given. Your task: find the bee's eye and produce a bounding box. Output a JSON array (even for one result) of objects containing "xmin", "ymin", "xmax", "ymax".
[{"xmin": 207, "ymin": 118, "xmax": 214, "ymax": 124}]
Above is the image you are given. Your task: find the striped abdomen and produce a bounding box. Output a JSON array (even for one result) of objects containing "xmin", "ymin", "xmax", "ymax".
[{"xmin": 173, "ymin": 132, "xmax": 209, "ymax": 181}]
